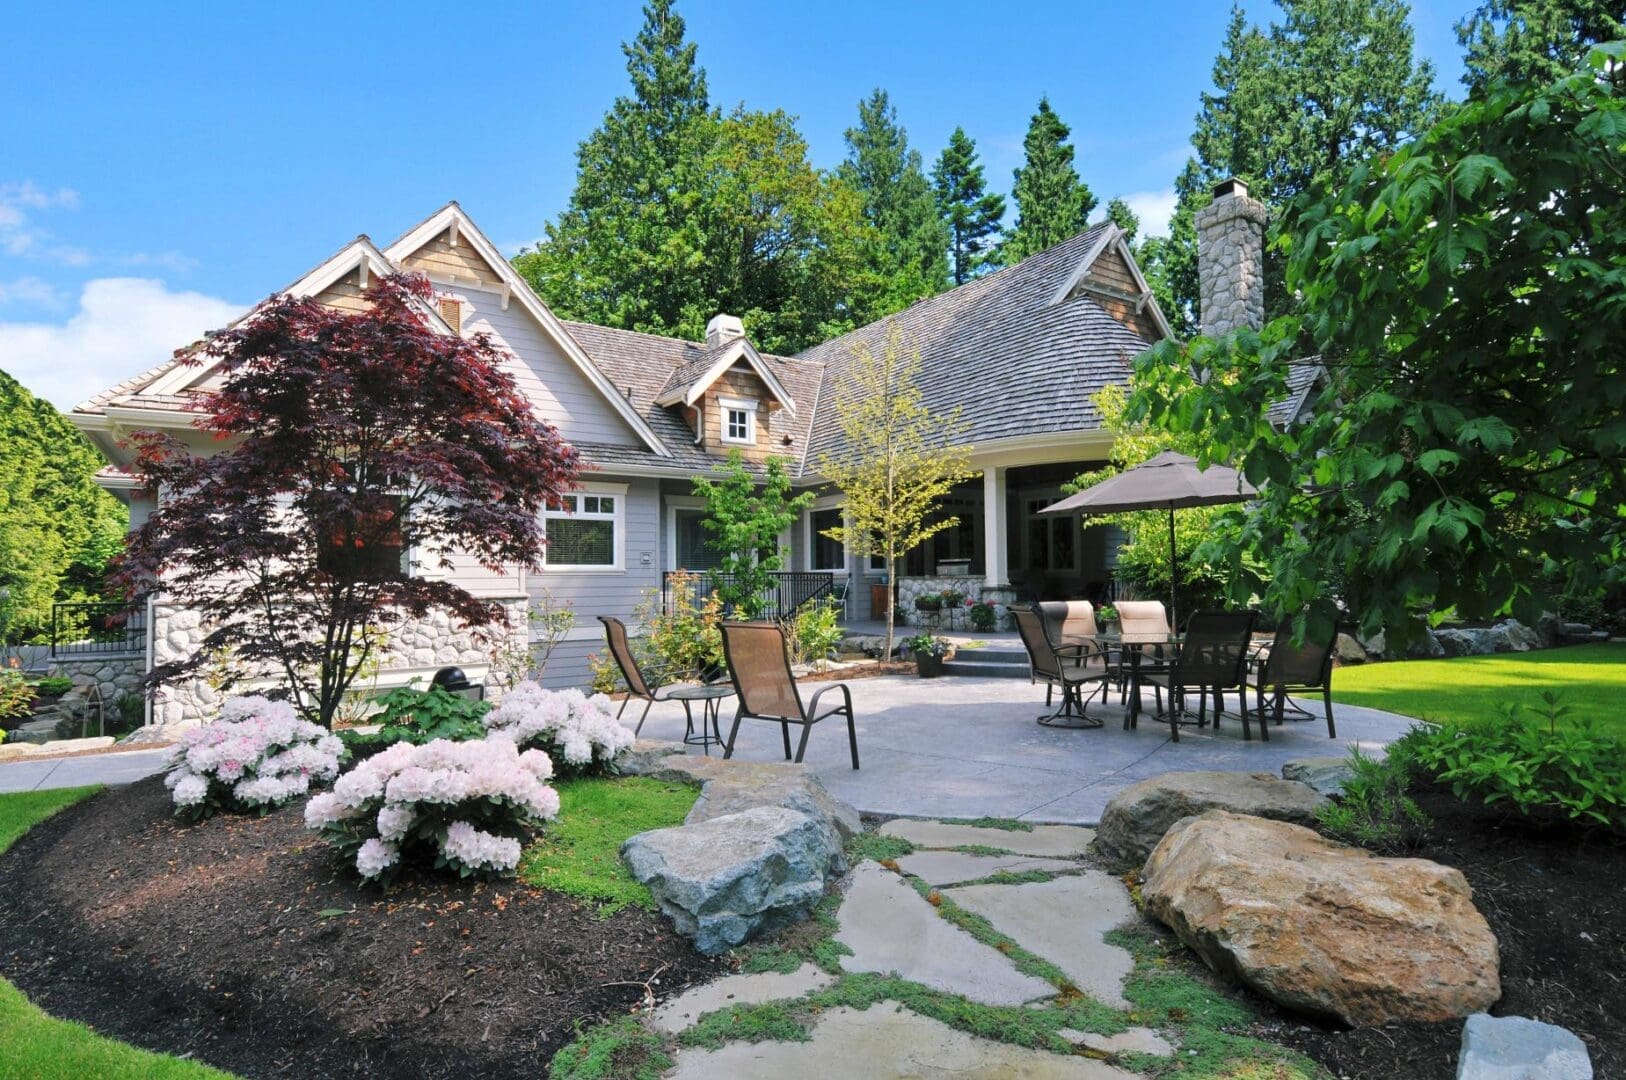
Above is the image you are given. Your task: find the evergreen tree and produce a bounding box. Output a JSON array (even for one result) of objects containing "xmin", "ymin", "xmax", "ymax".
[
  {"xmin": 839, "ymin": 89, "xmax": 950, "ymax": 307},
  {"xmin": 1003, "ymin": 98, "xmax": 1096, "ymax": 263},
  {"xmin": 931, "ymin": 127, "xmax": 1005, "ymax": 285},
  {"xmin": 1458, "ymin": 1, "xmax": 1624, "ymax": 90},
  {"xmin": 1103, "ymin": 197, "xmax": 1140, "ymax": 244},
  {"xmin": 1136, "ymin": 158, "xmax": 1206, "ymax": 338}
]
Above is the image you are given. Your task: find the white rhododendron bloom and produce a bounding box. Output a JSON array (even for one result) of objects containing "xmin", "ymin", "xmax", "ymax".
[
  {"xmin": 306, "ymin": 736, "xmax": 560, "ymax": 881},
  {"xmin": 164, "ymin": 696, "xmax": 343, "ymax": 819},
  {"xmin": 482, "ymin": 682, "xmax": 634, "ymax": 776}
]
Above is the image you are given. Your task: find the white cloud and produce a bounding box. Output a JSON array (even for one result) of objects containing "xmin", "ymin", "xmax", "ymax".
[
  {"xmin": 0, "ymin": 276, "xmax": 64, "ymax": 307},
  {"xmin": 0, "ymin": 278, "xmax": 243, "ymax": 410},
  {"xmin": 1123, "ymin": 189, "xmax": 1179, "ymax": 239},
  {"xmin": 0, "ymin": 180, "xmax": 191, "ymax": 269}
]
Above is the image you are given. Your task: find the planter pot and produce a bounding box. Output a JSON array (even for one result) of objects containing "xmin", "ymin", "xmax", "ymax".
[{"xmin": 915, "ymin": 652, "xmax": 945, "ymax": 678}]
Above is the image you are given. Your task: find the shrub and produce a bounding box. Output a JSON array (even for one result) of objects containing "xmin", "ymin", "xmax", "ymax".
[
  {"xmin": 32, "ymin": 676, "xmax": 73, "ymax": 697},
  {"xmin": 786, "ymin": 596, "xmax": 843, "ymax": 670},
  {"xmin": 338, "ymin": 686, "xmax": 491, "ymax": 762},
  {"xmin": 305, "ymin": 737, "xmax": 560, "ymax": 881},
  {"xmin": 164, "ymin": 696, "xmax": 343, "ymax": 820},
  {"xmin": 0, "ymin": 662, "xmax": 34, "ymax": 725},
  {"xmin": 966, "ymin": 599, "xmax": 998, "ymax": 632},
  {"xmin": 631, "ymin": 571, "xmax": 724, "ymax": 681},
  {"xmin": 1403, "ymin": 695, "xmax": 1626, "ymax": 831},
  {"xmin": 587, "ymin": 649, "xmax": 624, "ymax": 695},
  {"xmin": 1315, "ymin": 748, "xmax": 1430, "ymax": 853},
  {"xmin": 482, "ymin": 683, "xmax": 635, "ymax": 778}
]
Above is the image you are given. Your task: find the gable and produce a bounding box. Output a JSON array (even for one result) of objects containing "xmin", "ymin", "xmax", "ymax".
[
  {"xmin": 1079, "ymin": 245, "xmax": 1164, "ymax": 341},
  {"xmin": 397, "ymin": 227, "xmax": 505, "ymax": 288}
]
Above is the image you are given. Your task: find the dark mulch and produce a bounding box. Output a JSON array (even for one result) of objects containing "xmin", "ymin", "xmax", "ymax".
[
  {"xmin": 0, "ymin": 777, "xmax": 725, "ymax": 1079},
  {"xmin": 1252, "ymin": 787, "xmax": 1626, "ymax": 1080}
]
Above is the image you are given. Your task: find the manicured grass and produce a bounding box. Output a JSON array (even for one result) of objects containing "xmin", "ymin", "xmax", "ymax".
[
  {"xmin": 0, "ymin": 786, "xmax": 234, "ymax": 1080},
  {"xmin": 1332, "ymin": 643, "xmax": 1626, "ymax": 734},
  {"xmin": 519, "ymin": 776, "xmax": 699, "ymax": 913}
]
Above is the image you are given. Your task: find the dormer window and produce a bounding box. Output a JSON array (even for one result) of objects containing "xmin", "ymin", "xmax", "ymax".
[{"xmin": 720, "ymin": 397, "xmax": 756, "ymax": 445}]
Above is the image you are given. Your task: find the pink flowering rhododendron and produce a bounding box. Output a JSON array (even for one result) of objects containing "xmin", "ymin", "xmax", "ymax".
[
  {"xmin": 481, "ymin": 682, "xmax": 634, "ymax": 777},
  {"xmin": 305, "ymin": 736, "xmax": 559, "ymax": 881},
  {"xmin": 164, "ymin": 696, "xmax": 343, "ymax": 820}
]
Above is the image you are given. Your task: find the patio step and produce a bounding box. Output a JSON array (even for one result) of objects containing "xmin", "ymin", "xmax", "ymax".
[{"xmin": 944, "ymin": 648, "xmax": 1030, "ymax": 679}]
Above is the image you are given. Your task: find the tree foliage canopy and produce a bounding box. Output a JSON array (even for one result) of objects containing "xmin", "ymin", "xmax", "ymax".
[
  {"xmin": 691, "ymin": 450, "xmax": 813, "ymax": 619},
  {"xmin": 1003, "ymin": 98, "xmax": 1096, "ymax": 264},
  {"xmin": 1127, "ymin": 45, "xmax": 1626, "ymax": 642},
  {"xmin": 1459, "ymin": 0, "xmax": 1625, "ymax": 89},
  {"xmin": 840, "ymin": 89, "xmax": 950, "ymax": 307},
  {"xmin": 118, "ymin": 275, "xmax": 579, "ymax": 726},
  {"xmin": 932, "ymin": 126, "xmax": 1005, "ymax": 286}
]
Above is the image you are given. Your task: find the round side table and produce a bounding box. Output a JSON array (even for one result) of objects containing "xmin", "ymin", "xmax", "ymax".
[{"xmin": 667, "ymin": 684, "xmax": 735, "ymax": 756}]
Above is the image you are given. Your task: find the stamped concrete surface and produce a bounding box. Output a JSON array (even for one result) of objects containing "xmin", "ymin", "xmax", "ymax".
[
  {"xmin": 650, "ymin": 964, "xmax": 835, "ymax": 1034},
  {"xmin": 879, "ymin": 819, "xmax": 1096, "ymax": 857},
  {"xmin": 664, "ymin": 1002, "xmax": 1140, "ymax": 1080},
  {"xmin": 633, "ymin": 674, "xmax": 1414, "ymax": 824},
  {"xmin": 893, "ymin": 849, "xmax": 1084, "ymax": 886},
  {"xmin": 947, "ymin": 873, "xmax": 1137, "ymax": 1008},
  {"xmin": 0, "ymin": 747, "xmax": 171, "ymax": 794},
  {"xmin": 833, "ymin": 862, "xmax": 1055, "ymax": 1005}
]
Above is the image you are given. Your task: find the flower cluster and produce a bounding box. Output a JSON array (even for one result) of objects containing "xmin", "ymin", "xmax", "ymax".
[
  {"xmin": 304, "ymin": 737, "xmax": 559, "ymax": 881},
  {"xmin": 481, "ymin": 682, "xmax": 634, "ymax": 777},
  {"xmin": 164, "ymin": 696, "xmax": 343, "ymax": 820}
]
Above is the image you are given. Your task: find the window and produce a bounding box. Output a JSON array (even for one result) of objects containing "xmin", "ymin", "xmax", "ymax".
[
  {"xmin": 719, "ymin": 397, "xmax": 756, "ymax": 444},
  {"xmin": 808, "ymin": 506, "xmax": 845, "ymax": 572},
  {"xmin": 319, "ymin": 493, "xmax": 408, "ymax": 582},
  {"xmin": 672, "ymin": 507, "xmax": 725, "ymax": 571},
  {"xmin": 543, "ymin": 488, "xmax": 623, "ymax": 570}
]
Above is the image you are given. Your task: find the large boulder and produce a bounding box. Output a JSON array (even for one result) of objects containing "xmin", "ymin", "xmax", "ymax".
[
  {"xmin": 1094, "ymin": 771, "xmax": 1327, "ymax": 865},
  {"xmin": 624, "ymin": 749, "xmax": 861, "ymax": 841},
  {"xmin": 1143, "ymin": 811, "xmax": 1500, "ymax": 1026},
  {"xmin": 621, "ymin": 805, "xmax": 844, "ymax": 955},
  {"xmin": 1334, "ymin": 633, "xmax": 1370, "ymax": 664},
  {"xmin": 1457, "ymin": 1014, "xmax": 1592, "ymax": 1080}
]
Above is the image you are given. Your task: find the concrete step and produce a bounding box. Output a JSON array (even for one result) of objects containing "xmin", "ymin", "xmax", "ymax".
[
  {"xmin": 952, "ymin": 648, "xmax": 1027, "ymax": 663},
  {"xmin": 942, "ymin": 659, "xmax": 1030, "ymax": 679}
]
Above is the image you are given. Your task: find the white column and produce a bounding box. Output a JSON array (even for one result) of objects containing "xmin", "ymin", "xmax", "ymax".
[{"xmin": 982, "ymin": 466, "xmax": 1008, "ymax": 588}]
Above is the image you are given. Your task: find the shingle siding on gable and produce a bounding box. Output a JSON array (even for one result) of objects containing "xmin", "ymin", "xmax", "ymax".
[
  {"xmin": 399, "ymin": 228, "xmax": 505, "ymax": 286},
  {"xmin": 701, "ymin": 367, "xmax": 775, "ymax": 461},
  {"xmin": 311, "ymin": 270, "xmax": 372, "ymax": 313}
]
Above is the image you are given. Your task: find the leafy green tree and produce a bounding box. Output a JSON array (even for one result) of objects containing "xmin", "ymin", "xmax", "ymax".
[
  {"xmin": 0, "ymin": 371, "xmax": 126, "ymax": 645},
  {"xmin": 1458, "ymin": 0, "xmax": 1624, "ymax": 89},
  {"xmin": 931, "ymin": 127, "xmax": 1005, "ymax": 285},
  {"xmin": 839, "ymin": 89, "xmax": 950, "ymax": 308},
  {"xmin": 1003, "ymin": 98, "xmax": 1097, "ymax": 263},
  {"xmin": 1103, "ymin": 197, "xmax": 1140, "ymax": 244},
  {"xmin": 1136, "ymin": 159, "xmax": 1206, "ymax": 337},
  {"xmin": 1126, "ymin": 45, "xmax": 1626, "ymax": 644},
  {"xmin": 692, "ymin": 451, "xmax": 814, "ymax": 619}
]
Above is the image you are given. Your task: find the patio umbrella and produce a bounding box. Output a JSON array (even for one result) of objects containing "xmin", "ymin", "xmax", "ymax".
[{"xmin": 1038, "ymin": 450, "xmax": 1256, "ymax": 630}]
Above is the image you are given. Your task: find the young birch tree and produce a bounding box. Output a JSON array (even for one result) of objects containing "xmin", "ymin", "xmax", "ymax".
[{"xmin": 815, "ymin": 327, "xmax": 972, "ymax": 657}]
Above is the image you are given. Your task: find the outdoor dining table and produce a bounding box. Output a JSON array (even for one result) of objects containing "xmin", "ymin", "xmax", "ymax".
[{"xmin": 1056, "ymin": 632, "xmax": 1184, "ymax": 728}]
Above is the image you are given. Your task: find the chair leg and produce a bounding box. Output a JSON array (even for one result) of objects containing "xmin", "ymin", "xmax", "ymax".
[
  {"xmin": 1239, "ymin": 690, "xmax": 1252, "ymax": 740},
  {"xmin": 780, "ymin": 720, "xmax": 793, "ymax": 761},
  {"xmin": 634, "ymin": 698, "xmax": 653, "ymax": 736},
  {"xmin": 1324, "ymin": 688, "xmax": 1336, "ymax": 739},
  {"xmin": 722, "ymin": 707, "xmax": 745, "ymax": 759},
  {"xmin": 1046, "ymin": 684, "xmax": 1053, "ymax": 707},
  {"xmin": 1249, "ymin": 687, "xmax": 1264, "ymax": 741},
  {"xmin": 1197, "ymin": 688, "xmax": 1207, "ymax": 725},
  {"xmin": 1274, "ymin": 688, "xmax": 1287, "ymax": 727},
  {"xmin": 793, "ymin": 721, "xmax": 815, "ymax": 764},
  {"xmin": 846, "ymin": 711, "xmax": 860, "ymax": 769},
  {"xmin": 1168, "ymin": 687, "xmax": 1181, "ymax": 743}
]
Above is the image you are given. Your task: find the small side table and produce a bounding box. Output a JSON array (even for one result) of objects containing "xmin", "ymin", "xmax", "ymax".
[{"xmin": 667, "ymin": 684, "xmax": 736, "ymax": 756}]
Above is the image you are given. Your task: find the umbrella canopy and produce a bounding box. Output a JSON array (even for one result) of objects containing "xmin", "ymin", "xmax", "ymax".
[{"xmin": 1038, "ymin": 451, "xmax": 1256, "ymax": 630}]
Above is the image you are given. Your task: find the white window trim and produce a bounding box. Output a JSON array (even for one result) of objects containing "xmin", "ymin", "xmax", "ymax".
[
  {"xmin": 542, "ymin": 481, "xmax": 627, "ymax": 573},
  {"xmin": 665, "ymin": 495, "xmax": 706, "ymax": 573},
  {"xmin": 804, "ymin": 495, "xmax": 849, "ymax": 575},
  {"xmin": 718, "ymin": 396, "xmax": 757, "ymax": 445}
]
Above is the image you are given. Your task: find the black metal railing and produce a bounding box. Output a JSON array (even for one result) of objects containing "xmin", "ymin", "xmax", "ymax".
[
  {"xmin": 663, "ymin": 571, "xmax": 835, "ymax": 621},
  {"xmin": 51, "ymin": 600, "xmax": 147, "ymax": 658}
]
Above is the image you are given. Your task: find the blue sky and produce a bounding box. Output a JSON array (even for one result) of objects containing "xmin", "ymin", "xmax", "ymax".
[{"xmin": 3, "ymin": 0, "xmax": 1469, "ymax": 408}]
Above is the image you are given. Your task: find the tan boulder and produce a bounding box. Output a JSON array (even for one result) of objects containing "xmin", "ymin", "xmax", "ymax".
[
  {"xmin": 1142, "ymin": 811, "xmax": 1500, "ymax": 1027},
  {"xmin": 1093, "ymin": 770, "xmax": 1327, "ymax": 865}
]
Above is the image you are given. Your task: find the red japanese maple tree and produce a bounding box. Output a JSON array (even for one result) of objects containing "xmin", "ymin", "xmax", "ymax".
[{"xmin": 116, "ymin": 274, "xmax": 579, "ymax": 727}]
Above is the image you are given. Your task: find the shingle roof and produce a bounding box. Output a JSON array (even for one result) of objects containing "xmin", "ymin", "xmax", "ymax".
[
  {"xmin": 1268, "ymin": 359, "xmax": 1325, "ymax": 427},
  {"xmin": 795, "ymin": 223, "xmax": 1154, "ymax": 465}
]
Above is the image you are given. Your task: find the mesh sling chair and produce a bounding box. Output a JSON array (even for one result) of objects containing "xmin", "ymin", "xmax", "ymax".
[
  {"xmin": 596, "ymin": 615, "xmax": 688, "ymax": 735},
  {"xmin": 1247, "ymin": 621, "xmax": 1340, "ymax": 738},
  {"xmin": 1140, "ymin": 610, "xmax": 1260, "ymax": 742},
  {"xmin": 719, "ymin": 621, "xmax": 860, "ymax": 768},
  {"xmin": 1013, "ymin": 607, "xmax": 1114, "ymax": 728},
  {"xmin": 1114, "ymin": 600, "xmax": 1175, "ymax": 710}
]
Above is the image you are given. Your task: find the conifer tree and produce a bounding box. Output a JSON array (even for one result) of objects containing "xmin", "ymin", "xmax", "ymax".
[
  {"xmin": 1457, "ymin": 0, "xmax": 1624, "ymax": 90},
  {"xmin": 1003, "ymin": 98, "xmax": 1096, "ymax": 263},
  {"xmin": 930, "ymin": 127, "xmax": 1005, "ymax": 285},
  {"xmin": 1103, "ymin": 197, "xmax": 1140, "ymax": 244},
  {"xmin": 839, "ymin": 89, "xmax": 950, "ymax": 307}
]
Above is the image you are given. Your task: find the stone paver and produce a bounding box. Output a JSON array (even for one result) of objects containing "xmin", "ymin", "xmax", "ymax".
[
  {"xmin": 664, "ymin": 1002, "xmax": 1140, "ymax": 1079},
  {"xmin": 650, "ymin": 964, "xmax": 835, "ymax": 1034},
  {"xmin": 947, "ymin": 874, "xmax": 1137, "ymax": 1008},
  {"xmin": 631, "ymin": 674, "xmax": 1416, "ymax": 824},
  {"xmin": 833, "ymin": 863, "xmax": 1055, "ymax": 1005},
  {"xmin": 879, "ymin": 819, "xmax": 1095, "ymax": 857},
  {"xmin": 893, "ymin": 849, "xmax": 1083, "ymax": 886},
  {"xmin": 1458, "ymin": 1013, "xmax": 1593, "ymax": 1080},
  {"xmin": 1061, "ymin": 1027, "xmax": 1176, "ymax": 1057}
]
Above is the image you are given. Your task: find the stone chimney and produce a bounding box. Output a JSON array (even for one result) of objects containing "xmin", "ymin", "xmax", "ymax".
[
  {"xmin": 705, "ymin": 313, "xmax": 745, "ymax": 348},
  {"xmin": 1195, "ymin": 178, "xmax": 1268, "ymax": 337}
]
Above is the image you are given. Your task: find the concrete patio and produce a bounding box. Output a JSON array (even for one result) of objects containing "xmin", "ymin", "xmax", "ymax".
[{"xmin": 635, "ymin": 673, "xmax": 1416, "ymax": 825}]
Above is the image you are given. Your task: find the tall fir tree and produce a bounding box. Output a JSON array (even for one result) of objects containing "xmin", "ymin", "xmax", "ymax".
[
  {"xmin": 1003, "ymin": 98, "xmax": 1097, "ymax": 264},
  {"xmin": 1457, "ymin": 0, "xmax": 1624, "ymax": 90},
  {"xmin": 1135, "ymin": 159, "xmax": 1206, "ymax": 338},
  {"xmin": 1103, "ymin": 197, "xmax": 1140, "ymax": 244},
  {"xmin": 931, "ymin": 127, "xmax": 1005, "ymax": 285},
  {"xmin": 838, "ymin": 89, "xmax": 950, "ymax": 308}
]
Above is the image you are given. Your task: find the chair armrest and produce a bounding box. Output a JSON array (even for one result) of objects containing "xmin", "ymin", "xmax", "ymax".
[{"xmin": 807, "ymin": 681, "xmax": 853, "ymax": 721}]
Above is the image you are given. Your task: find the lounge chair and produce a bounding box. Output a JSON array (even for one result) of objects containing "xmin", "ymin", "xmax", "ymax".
[
  {"xmin": 1013, "ymin": 607, "xmax": 1114, "ymax": 728},
  {"xmin": 596, "ymin": 615, "xmax": 689, "ymax": 735},
  {"xmin": 1246, "ymin": 621, "xmax": 1340, "ymax": 738},
  {"xmin": 1140, "ymin": 610, "xmax": 1260, "ymax": 741},
  {"xmin": 719, "ymin": 621, "xmax": 859, "ymax": 768}
]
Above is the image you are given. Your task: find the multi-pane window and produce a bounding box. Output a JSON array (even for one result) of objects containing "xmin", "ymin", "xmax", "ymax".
[
  {"xmin": 543, "ymin": 491, "xmax": 620, "ymax": 569},
  {"xmin": 720, "ymin": 397, "xmax": 756, "ymax": 444}
]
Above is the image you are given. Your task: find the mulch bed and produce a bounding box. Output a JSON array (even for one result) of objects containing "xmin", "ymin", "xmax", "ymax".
[
  {"xmin": 0, "ymin": 777, "xmax": 725, "ymax": 1079},
  {"xmin": 1251, "ymin": 787, "xmax": 1626, "ymax": 1079}
]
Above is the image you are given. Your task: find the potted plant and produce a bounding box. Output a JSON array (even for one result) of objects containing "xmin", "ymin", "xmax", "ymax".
[
  {"xmin": 904, "ymin": 633, "xmax": 951, "ymax": 678},
  {"xmin": 940, "ymin": 590, "xmax": 965, "ymax": 630},
  {"xmin": 1097, "ymin": 605, "xmax": 1119, "ymax": 634},
  {"xmin": 967, "ymin": 598, "xmax": 999, "ymax": 633}
]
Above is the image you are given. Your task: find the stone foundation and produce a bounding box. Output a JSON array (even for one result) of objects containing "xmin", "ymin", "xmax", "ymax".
[{"xmin": 894, "ymin": 577, "xmax": 1013, "ymax": 632}]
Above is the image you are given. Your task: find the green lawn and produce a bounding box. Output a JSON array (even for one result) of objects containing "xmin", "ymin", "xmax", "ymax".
[
  {"xmin": 1332, "ymin": 643, "xmax": 1626, "ymax": 734},
  {"xmin": 0, "ymin": 786, "xmax": 235, "ymax": 1080},
  {"xmin": 519, "ymin": 775, "xmax": 699, "ymax": 913}
]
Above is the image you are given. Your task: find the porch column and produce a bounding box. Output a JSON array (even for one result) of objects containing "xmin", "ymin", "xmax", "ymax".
[{"xmin": 982, "ymin": 466, "xmax": 1008, "ymax": 588}]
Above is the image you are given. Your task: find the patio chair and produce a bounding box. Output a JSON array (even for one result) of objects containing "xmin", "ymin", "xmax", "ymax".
[
  {"xmin": 1246, "ymin": 621, "xmax": 1339, "ymax": 738},
  {"xmin": 719, "ymin": 621, "xmax": 860, "ymax": 768},
  {"xmin": 1036, "ymin": 600, "xmax": 1099, "ymax": 647},
  {"xmin": 1013, "ymin": 607, "xmax": 1114, "ymax": 729},
  {"xmin": 1140, "ymin": 610, "xmax": 1260, "ymax": 742},
  {"xmin": 596, "ymin": 615, "xmax": 689, "ymax": 736},
  {"xmin": 1114, "ymin": 600, "xmax": 1175, "ymax": 707}
]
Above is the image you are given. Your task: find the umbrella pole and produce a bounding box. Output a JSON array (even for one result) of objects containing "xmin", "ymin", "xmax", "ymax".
[{"xmin": 1168, "ymin": 504, "xmax": 1178, "ymax": 632}]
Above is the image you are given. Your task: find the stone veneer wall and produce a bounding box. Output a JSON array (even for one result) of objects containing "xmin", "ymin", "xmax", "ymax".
[
  {"xmin": 894, "ymin": 577, "xmax": 1015, "ymax": 631},
  {"xmin": 147, "ymin": 597, "xmax": 533, "ymax": 730},
  {"xmin": 52, "ymin": 655, "xmax": 145, "ymax": 714},
  {"xmin": 1195, "ymin": 183, "xmax": 1269, "ymax": 338}
]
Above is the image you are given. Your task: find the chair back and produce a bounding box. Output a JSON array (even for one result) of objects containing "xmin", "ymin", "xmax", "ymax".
[
  {"xmin": 1037, "ymin": 601, "xmax": 1097, "ymax": 646},
  {"xmin": 1264, "ymin": 621, "xmax": 1337, "ymax": 688},
  {"xmin": 1176, "ymin": 610, "xmax": 1258, "ymax": 688},
  {"xmin": 597, "ymin": 616, "xmax": 652, "ymax": 698},
  {"xmin": 1116, "ymin": 600, "xmax": 1171, "ymax": 641},
  {"xmin": 1013, "ymin": 607, "xmax": 1063, "ymax": 681},
  {"xmin": 720, "ymin": 622, "xmax": 804, "ymax": 721}
]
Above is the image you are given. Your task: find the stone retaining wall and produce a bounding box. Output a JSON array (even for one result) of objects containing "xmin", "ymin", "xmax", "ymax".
[{"xmin": 894, "ymin": 577, "xmax": 1014, "ymax": 631}]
